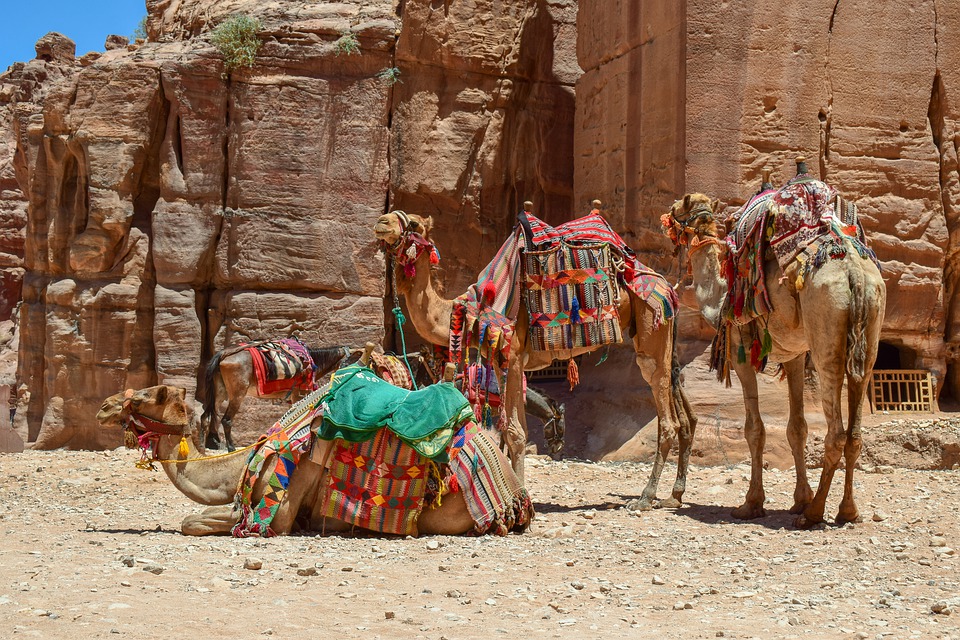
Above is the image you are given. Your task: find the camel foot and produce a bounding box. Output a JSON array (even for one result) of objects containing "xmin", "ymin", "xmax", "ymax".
[
  {"xmin": 731, "ymin": 504, "xmax": 767, "ymax": 520},
  {"xmin": 660, "ymin": 497, "xmax": 682, "ymax": 509},
  {"xmin": 835, "ymin": 511, "xmax": 861, "ymax": 526},
  {"xmin": 793, "ymin": 513, "xmax": 825, "ymax": 530},
  {"xmin": 625, "ymin": 497, "xmax": 655, "ymax": 512},
  {"xmin": 788, "ymin": 501, "xmax": 810, "ymax": 515}
]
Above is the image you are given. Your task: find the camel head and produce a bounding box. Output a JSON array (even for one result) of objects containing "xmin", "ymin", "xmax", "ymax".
[
  {"xmin": 662, "ymin": 194, "xmax": 728, "ymax": 262},
  {"xmin": 97, "ymin": 385, "xmax": 193, "ymax": 451},
  {"xmin": 374, "ymin": 211, "xmax": 440, "ymax": 286}
]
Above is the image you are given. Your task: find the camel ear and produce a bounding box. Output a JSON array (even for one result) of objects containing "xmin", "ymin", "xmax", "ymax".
[
  {"xmin": 711, "ymin": 198, "xmax": 720, "ymax": 212},
  {"xmin": 683, "ymin": 194, "xmax": 692, "ymax": 211},
  {"xmin": 422, "ymin": 216, "xmax": 434, "ymax": 234},
  {"xmin": 155, "ymin": 386, "xmax": 167, "ymax": 404},
  {"xmin": 558, "ymin": 404, "xmax": 565, "ymax": 416}
]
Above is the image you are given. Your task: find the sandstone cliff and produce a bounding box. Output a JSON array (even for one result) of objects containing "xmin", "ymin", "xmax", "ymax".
[
  {"xmin": 2, "ymin": 0, "xmax": 579, "ymax": 449},
  {"xmin": 2, "ymin": 0, "xmax": 958, "ymax": 459}
]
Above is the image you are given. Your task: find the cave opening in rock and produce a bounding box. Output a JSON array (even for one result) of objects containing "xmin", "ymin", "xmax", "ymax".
[{"xmin": 874, "ymin": 341, "xmax": 914, "ymax": 370}]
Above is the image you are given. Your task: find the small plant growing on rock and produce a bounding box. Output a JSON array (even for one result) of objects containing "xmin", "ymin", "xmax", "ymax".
[
  {"xmin": 333, "ymin": 31, "xmax": 360, "ymax": 56},
  {"xmin": 377, "ymin": 67, "xmax": 402, "ymax": 86},
  {"xmin": 211, "ymin": 15, "xmax": 263, "ymax": 73},
  {"xmin": 131, "ymin": 16, "xmax": 148, "ymax": 42}
]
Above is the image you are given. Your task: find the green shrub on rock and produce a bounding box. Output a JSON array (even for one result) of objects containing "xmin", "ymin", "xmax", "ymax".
[{"xmin": 211, "ymin": 15, "xmax": 263, "ymax": 73}]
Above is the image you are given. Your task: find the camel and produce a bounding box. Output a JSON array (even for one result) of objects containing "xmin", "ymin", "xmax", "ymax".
[
  {"xmin": 373, "ymin": 209, "xmax": 697, "ymax": 510},
  {"xmin": 666, "ymin": 169, "xmax": 886, "ymax": 527},
  {"xmin": 201, "ymin": 341, "xmax": 356, "ymax": 452},
  {"xmin": 98, "ymin": 382, "xmax": 523, "ymax": 537}
]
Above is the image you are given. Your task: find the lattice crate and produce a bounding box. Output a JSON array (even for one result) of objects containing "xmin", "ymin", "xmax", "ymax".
[{"xmin": 869, "ymin": 369, "xmax": 935, "ymax": 413}]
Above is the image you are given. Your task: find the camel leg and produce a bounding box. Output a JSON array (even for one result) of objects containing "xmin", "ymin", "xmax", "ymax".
[
  {"xmin": 418, "ymin": 492, "xmax": 477, "ymax": 535},
  {"xmin": 669, "ymin": 382, "xmax": 698, "ymax": 506},
  {"xmin": 783, "ymin": 355, "xmax": 813, "ymax": 513},
  {"xmin": 501, "ymin": 362, "xmax": 529, "ymax": 484},
  {"xmin": 626, "ymin": 321, "xmax": 679, "ymax": 511},
  {"xmin": 795, "ymin": 315, "xmax": 849, "ymax": 528},
  {"xmin": 181, "ymin": 505, "xmax": 240, "ymax": 536},
  {"xmin": 731, "ymin": 358, "xmax": 767, "ymax": 519},
  {"xmin": 833, "ymin": 373, "xmax": 869, "ymax": 525},
  {"xmin": 268, "ymin": 459, "xmax": 322, "ymax": 535}
]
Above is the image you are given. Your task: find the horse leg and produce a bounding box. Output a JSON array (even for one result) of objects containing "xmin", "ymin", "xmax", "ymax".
[
  {"xmin": 218, "ymin": 357, "xmax": 250, "ymax": 452},
  {"xmin": 731, "ymin": 355, "xmax": 768, "ymax": 519},
  {"xmin": 783, "ymin": 355, "xmax": 813, "ymax": 514}
]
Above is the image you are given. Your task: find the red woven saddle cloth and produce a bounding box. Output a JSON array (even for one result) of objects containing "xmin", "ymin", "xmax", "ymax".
[{"xmin": 247, "ymin": 341, "xmax": 313, "ymax": 396}]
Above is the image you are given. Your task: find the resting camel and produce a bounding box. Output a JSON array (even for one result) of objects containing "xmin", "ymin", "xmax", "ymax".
[
  {"xmin": 525, "ymin": 385, "xmax": 565, "ymax": 458},
  {"xmin": 666, "ymin": 171, "xmax": 885, "ymax": 527},
  {"xmin": 201, "ymin": 342, "xmax": 355, "ymax": 452},
  {"xmin": 98, "ymin": 384, "xmax": 507, "ymax": 536},
  {"xmin": 374, "ymin": 210, "xmax": 697, "ymax": 510}
]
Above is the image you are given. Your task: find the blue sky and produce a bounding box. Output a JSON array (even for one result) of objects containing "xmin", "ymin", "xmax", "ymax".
[{"xmin": 0, "ymin": 1, "xmax": 147, "ymax": 72}]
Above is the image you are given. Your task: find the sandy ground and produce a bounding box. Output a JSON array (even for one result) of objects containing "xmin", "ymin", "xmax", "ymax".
[{"xmin": 1, "ymin": 431, "xmax": 959, "ymax": 640}]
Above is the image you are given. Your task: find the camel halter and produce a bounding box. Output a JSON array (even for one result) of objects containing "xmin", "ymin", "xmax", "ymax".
[{"xmin": 662, "ymin": 202, "xmax": 726, "ymax": 287}]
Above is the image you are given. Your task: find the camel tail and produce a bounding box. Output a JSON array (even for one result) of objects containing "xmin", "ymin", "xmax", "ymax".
[
  {"xmin": 669, "ymin": 316, "xmax": 697, "ymax": 430},
  {"xmin": 846, "ymin": 257, "xmax": 869, "ymax": 384}
]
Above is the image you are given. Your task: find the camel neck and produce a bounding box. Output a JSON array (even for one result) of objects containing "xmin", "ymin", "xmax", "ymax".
[
  {"xmin": 153, "ymin": 434, "xmax": 249, "ymax": 506},
  {"xmin": 396, "ymin": 251, "xmax": 454, "ymax": 346},
  {"xmin": 688, "ymin": 240, "xmax": 729, "ymax": 328}
]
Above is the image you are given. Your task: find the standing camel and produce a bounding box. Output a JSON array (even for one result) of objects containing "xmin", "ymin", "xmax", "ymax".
[
  {"xmin": 665, "ymin": 166, "xmax": 885, "ymax": 527},
  {"xmin": 374, "ymin": 210, "xmax": 697, "ymax": 510},
  {"xmin": 201, "ymin": 341, "xmax": 355, "ymax": 452}
]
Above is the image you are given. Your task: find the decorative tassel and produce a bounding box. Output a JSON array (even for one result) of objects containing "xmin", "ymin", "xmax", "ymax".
[
  {"xmin": 430, "ymin": 246, "xmax": 441, "ymax": 264},
  {"xmin": 427, "ymin": 461, "xmax": 444, "ymax": 508},
  {"xmin": 737, "ymin": 344, "xmax": 747, "ymax": 364},
  {"xmin": 570, "ymin": 296, "xmax": 581, "ymax": 324},
  {"xmin": 761, "ymin": 328, "xmax": 773, "ymax": 358},
  {"xmin": 482, "ymin": 280, "xmax": 496, "ymax": 304},
  {"xmin": 567, "ymin": 358, "xmax": 580, "ymax": 391},
  {"xmin": 734, "ymin": 292, "xmax": 745, "ymax": 318},
  {"xmin": 178, "ymin": 436, "xmax": 189, "ymax": 458},
  {"xmin": 447, "ymin": 474, "xmax": 459, "ymax": 494},
  {"xmin": 750, "ymin": 338, "xmax": 762, "ymax": 369},
  {"xmin": 403, "ymin": 262, "xmax": 416, "ymax": 278},
  {"xmin": 482, "ymin": 402, "xmax": 494, "ymax": 429}
]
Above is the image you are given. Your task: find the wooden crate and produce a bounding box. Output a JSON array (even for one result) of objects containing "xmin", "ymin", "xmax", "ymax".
[{"xmin": 869, "ymin": 370, "xmax": 935, "ymax": 413}]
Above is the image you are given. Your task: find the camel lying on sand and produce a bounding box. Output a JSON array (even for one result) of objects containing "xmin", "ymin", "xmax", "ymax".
[{"xmin": 98, "ymin": 382, "xmax": 528, "ymax": 537}]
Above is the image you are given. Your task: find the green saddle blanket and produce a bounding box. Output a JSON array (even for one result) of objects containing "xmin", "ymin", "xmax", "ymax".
[{"xmin": 317, "ymin": 365, "xmax": 474, "ymax": 461}]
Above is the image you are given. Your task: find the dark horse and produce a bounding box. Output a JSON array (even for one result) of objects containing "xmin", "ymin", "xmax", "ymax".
[
  {"xmin": 525, "ymin": 385, "xmax": 565, "ymax": 458},
  {"xmin": 200, "ymin": 342, "xmax": 355, "ymax": 451}
]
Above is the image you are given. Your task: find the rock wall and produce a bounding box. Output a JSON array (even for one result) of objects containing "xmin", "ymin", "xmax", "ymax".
[
  {"xmin": 4, "ymin": 0, "xmax": 960, "ymax": 455},
  {"xmin": 2, "ymin": 0, "xmax": 581, "ymax": 449}
]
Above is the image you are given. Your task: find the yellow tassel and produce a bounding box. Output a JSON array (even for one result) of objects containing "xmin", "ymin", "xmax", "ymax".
[
  {"xmin": 795, "ymin": 275, "xmax": 804, "ymax": 291},
  {"xmin": 178, "ymin": 436, "xmax": 189, "ymax": 458},
  {"xmin": 427, "ymin": 460, "xmax": 444, "ymax": 508}
]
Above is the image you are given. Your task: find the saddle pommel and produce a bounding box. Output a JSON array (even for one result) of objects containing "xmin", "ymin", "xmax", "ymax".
[
  {"xmin": 360, "ymin": 342, "xmax": 376, "ymax": 366},
  {"xmin": 591, "ymin": 199, "xmax": 602, "ymax": 210},
  {"xmin": 442, "ymin": 362, "xmax": 457, "ymax": 383},
  {"xmin": 795, "ymin": 156, "xmax": 808, "ymax": 175},
  {"xmin": 523, "ymin": 200, "xmax": 533, "ymax": 213},
  {"xmin": 761, "ymin": 168, "xmax": 773, "ymax": 191}
]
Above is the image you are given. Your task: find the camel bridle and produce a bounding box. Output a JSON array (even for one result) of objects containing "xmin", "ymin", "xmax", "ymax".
[{"xmin": 119, "ymin": 390, "xmax": 190, "ymax": 467}]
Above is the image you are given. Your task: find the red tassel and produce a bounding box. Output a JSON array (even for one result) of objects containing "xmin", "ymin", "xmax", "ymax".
[
  {"xmin": 567, "ymin": 358, "xmax": 580, "ymax": 391},
  {"xmin": 750, "ymin": 338, "xmax": 762, "ymax": 369},
  {"xmin": 447, "ymin": 474, "xmax": 459, "ymax": 493},
  {"xmin": 430, "ymin": 247, "xmax": 440, "ymax": 264},
  {"xmin": 482, "ymin": 281, "xmax": 496, "ymax": 304}
]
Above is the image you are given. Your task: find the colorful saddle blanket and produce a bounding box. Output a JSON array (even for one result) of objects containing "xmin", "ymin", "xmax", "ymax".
[
  {"xmin": 317, "ymin": 365, "xmax": 474, "ymax": 461},
  {"xmin": 724, "ymin": 175, "xmax": 878, "ymax": 326},
  {"xmin": 232, "ymin": 392, "xmax": 321, "ymax": 537},
  {"xmin": 450, "ymin": 207, "xmax": 677, "ymax": 368},
  {"xmin": 247, "ymin": 338, "xmax": 316, "ymax": 396}
]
